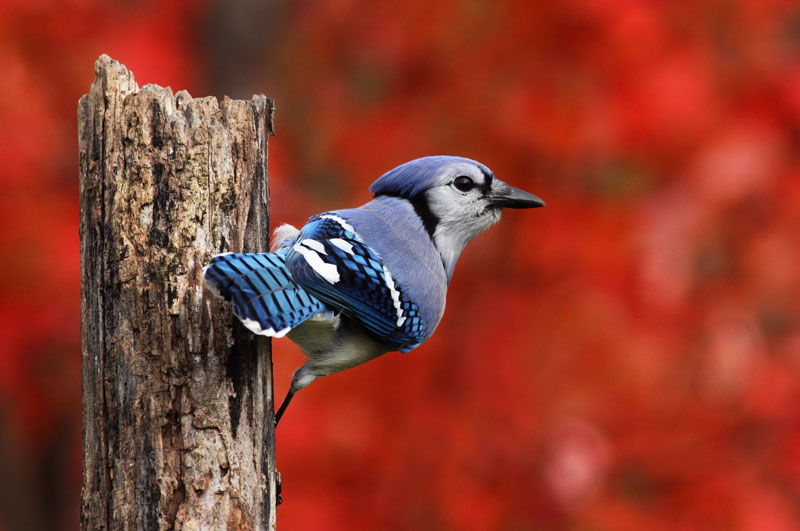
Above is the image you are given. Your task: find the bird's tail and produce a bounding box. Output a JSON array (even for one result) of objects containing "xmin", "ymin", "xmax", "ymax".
[{"xmin": 203, "ymin": 252, "xmax": 326, "ymax": 337}]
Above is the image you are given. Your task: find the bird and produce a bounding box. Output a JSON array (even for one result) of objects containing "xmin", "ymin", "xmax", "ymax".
[{"xmin": 203, "ymin": 155, "xmax": 545, "ymax": 425}]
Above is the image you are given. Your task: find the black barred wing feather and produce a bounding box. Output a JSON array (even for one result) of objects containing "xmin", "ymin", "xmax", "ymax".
[
  {"xmin": 285, "ymin": 214, "xmax": 426, "ymax": 352},
  {"xmin": 203, "ymin": 252, "xmax": 327, "ymax": 336}
]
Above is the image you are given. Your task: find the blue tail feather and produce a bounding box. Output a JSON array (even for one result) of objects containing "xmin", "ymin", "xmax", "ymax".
[{"xmin": 203, "ymin": 252, "xmax": 326, "ymax": 336}]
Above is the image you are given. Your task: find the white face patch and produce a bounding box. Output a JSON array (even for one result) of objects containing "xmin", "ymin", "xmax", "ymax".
[
  {"xmin": 293, "ymin": 240, "xmax": 340, "ymax": 283},
  {"xmin": 423, "ymin": 163, "xmax": 502, "ymax": 279}
]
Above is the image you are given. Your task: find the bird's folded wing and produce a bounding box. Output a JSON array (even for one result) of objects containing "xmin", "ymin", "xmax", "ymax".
[{"xmin": 286, "ymin": 214, "xmax": 426, "ymax": 351}]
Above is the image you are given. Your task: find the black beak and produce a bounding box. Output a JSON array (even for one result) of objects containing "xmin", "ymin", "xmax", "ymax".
[{"xmin": 487, "ymin": 179, "xmax": 545, "ymax": 209}]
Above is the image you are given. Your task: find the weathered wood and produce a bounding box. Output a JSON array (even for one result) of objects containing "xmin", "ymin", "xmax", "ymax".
[{"xmin": 79, "ymin": 54, "xmax": 277, "ymax": 530}]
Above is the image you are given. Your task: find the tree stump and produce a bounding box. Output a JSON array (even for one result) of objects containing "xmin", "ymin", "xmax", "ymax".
[{"xmin": 79, "ymin": 55, "xmax": 277, "ymax": 530}]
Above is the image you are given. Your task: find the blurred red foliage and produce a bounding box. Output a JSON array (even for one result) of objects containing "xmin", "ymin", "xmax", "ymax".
[{"xmin": 2, "ymin": 0, "xmax": 800, "ymax": 529}]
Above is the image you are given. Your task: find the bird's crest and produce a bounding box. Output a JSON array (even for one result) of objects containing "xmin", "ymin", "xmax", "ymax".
[{"xmin": 369, "ymin": 155, "xmax": 493, "ymax": 199}]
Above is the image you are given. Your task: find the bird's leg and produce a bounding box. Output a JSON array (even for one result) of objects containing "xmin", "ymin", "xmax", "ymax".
[
  {"xmin": 274, "ymin": 365, "xmax": 317, "ymax": 427},
  {"xmin": 274, "ymin": 388, "xmax": 295, "ymax": 427}
]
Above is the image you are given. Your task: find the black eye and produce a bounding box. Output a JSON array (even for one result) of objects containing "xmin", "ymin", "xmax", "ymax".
[{"xmin": 453, "ymin": 175, "xmax": 475, "ymax": 192}]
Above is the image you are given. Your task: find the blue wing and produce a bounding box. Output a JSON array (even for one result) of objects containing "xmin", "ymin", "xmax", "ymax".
[
  {"xmin": 203, "ymin": 251, "xmax": 327, "ymax": 336},
  {"xmin": 285, "ymin": 214, "xmax": 426, "ymax": 352}
]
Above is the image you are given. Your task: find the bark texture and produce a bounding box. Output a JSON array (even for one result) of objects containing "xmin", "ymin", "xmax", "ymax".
[{"xmin": 79, "ymin": 55, "xmax": 277, "ymax": 530}]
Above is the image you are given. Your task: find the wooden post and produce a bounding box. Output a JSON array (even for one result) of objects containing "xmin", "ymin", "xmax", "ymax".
[{"xmin": 78, "ymin": 55, "xmax": 278, "ymax": 530}]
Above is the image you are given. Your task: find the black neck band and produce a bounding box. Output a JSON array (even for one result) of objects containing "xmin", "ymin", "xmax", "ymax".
[{"xmin": 376, "ymin": 193, "xmax": 439, "ymax": 243}]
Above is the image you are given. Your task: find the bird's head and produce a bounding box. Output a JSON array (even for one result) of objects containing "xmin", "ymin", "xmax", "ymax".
[{"xmin": 370, "ymin": 156, "xmax": 544, "ymax": 279}]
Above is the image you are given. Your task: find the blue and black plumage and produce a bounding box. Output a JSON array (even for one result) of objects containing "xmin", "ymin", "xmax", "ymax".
[
  {"xmin": 203, "ymin": 155, "xmax": 545, "ymax": 424},
  {"xmin": 203, "ymin": 251, "xmax": 326, "ymax": 337},
  {"xmin": 285, "ymin": 214, "xmax": 426, "ymax": 351}
]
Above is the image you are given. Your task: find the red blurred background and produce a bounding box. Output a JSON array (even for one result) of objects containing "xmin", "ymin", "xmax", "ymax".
[{"xmin": 2, "ymin": 0, "xmax": 800, "ymax": 529}]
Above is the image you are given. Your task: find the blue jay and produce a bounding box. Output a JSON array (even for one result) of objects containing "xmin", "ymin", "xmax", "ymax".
[{"xmin": 203, "ymin": 156, "xmax": 544, "ymax": 424}]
